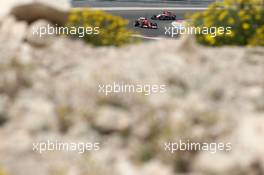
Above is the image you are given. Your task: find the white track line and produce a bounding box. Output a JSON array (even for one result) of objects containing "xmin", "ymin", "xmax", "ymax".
[
  {"xmin": 132, "ymin": 34, "xmax": 163, "ymax": 40},
  {"xmin": 85, "ymin": 7, "xmax": 208, "ymax": 11}
]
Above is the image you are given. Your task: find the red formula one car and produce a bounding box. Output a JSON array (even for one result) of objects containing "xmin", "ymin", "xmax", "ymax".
[
  {"xmin": 151, "ymin": 11, "xmax": 177, "ymax": 20},
  {"xmin": 134, "ymin": 17, "xmax": 158, "ymax": 29}
]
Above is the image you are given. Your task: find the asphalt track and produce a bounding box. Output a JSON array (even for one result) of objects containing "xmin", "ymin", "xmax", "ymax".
[
  {"xmin": 108, "ymin": 9, "xmax": 200, "ymax": 38},
  {"xmin": 71, "ymin": 1, "xmax": 209, "ymax": 38}
]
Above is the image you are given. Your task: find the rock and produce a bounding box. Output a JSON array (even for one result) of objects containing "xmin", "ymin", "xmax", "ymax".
[
  {"xmin": 93, "ymin": 106, "xmax": 131, "ymax": 133},
  {"xmin": 36, "ymin": 0, "xmax": 70, "ymax": 11},
  {"xmin": 141, "ymin": 161, "xmax": 174, "ymax": 175},
  {"xmin": 9, "ymin": 96, "xmax": 57, "ymax": 133},
  {"xmin": 15, "ymin": 43, "xmax": 33, "ymax": 65},
  {"xmin": 192, "ymin": 152, "xmax": 240, "ymax": 175},
  {"xmin": 0, "ymin": 0, "xmax": 32, "ymax": 19},
  {"xmin": 114, "ymin": 157, "xmax": 140, "ymax": 175},
  {"xmin": 0, "ymin": 95, "xmax": 9, "ymax": 126},
  {"xmin": 192, "ymin": 116, "xmax": 264, "ymax": 175},
  {"xmin": 0, "ymin": 0, "xmax": 69, "ymax": 19},
  {"xmin": 114, "ymin": 159, "xmax": 174, "ymax": 175},
  {"xmin": 0, "ymin": 129, "xmax": 32, "ymax": 155},
  {"xmin": 26, "ymin": 20, "xmax": 56, "ymax": 47},
  {"xmin": 10, "ymin": 3, "xmax": 69, "ymax": 26},
  {"xmin": 0, "ymin": 16, "xmax": 27, "ymax": 64}
]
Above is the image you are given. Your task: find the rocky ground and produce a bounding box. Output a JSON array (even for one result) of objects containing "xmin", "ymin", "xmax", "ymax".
[
  {"xmin": 1, "ymin": 1, "xmax": 264, "ymax": 175},
  {"xmin": 0, "ymin": 0, "xmax": 69, "ymax": 18}
]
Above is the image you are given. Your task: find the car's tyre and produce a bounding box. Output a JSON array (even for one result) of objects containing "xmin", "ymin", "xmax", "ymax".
[
  {"xmin": 151, "ymin": 15, "xmax": 156, "ymax": 20},
  {"xmin": 134, "ymin": 21, "xmax": 139, "ymax": 27},
  {"xmin": 153, "ymin": 23, "xmax": 158, "ymax": 29}
]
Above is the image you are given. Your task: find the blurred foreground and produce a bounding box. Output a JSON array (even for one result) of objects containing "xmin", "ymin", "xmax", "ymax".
[{"xmin": 0, "ymin": 1, "xmax": 264, "ymax": 175}]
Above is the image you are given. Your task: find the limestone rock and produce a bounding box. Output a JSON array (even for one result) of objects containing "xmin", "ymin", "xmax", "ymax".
[
  {"xmin": 26, "ymin": 20, "xmax": 56, "ymax": 47},
  {"xmin": 93, "ymin": 106, "xmax": 131, "ymax": 133}
]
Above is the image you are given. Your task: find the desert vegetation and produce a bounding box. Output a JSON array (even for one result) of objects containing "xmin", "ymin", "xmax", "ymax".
[
  {"xmin": 190, "ymin": 0, "xmax": 264, "ymax": 46},
  {"xmin": 67, "ymin": 9, "xmax": 136, "ymax": 46}
]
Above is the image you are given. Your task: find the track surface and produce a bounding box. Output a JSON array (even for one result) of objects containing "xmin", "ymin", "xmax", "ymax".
[
  {"xmin": 71, "ymin": 1, "xmax": 209, "ymax": 38},
  {"xmin": 72, "ymin": 0, "xmax": 214, "ymax": 8},
  {"xmin": 108, "ymin": 9, "xmax": 198, "ymax": 38}
]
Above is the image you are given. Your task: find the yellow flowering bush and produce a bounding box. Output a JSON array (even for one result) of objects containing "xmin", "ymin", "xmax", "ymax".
[
  {"xmin": 190, "ymin": 0, "xmax": 264, "ymax": 46},
  {"xmin": 249, "ymin": 25, "xmax": 264, "ymax": 45},
  {"xmin": 67, "ymin": 9, "xmax": 135, "ymax": 46},
  {"xmin": 0, "ymin": 168, "xmax": 7, "ymax": 175}
]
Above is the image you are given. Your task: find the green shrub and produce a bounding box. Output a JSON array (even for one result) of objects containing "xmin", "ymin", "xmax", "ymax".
[
  {"xmin": 66, "ymin": 9, "xmax": 135, "ymax": 46},
  {"xmin": 190, "ymin": 0, "xmax": 264, "ymax": 46}
]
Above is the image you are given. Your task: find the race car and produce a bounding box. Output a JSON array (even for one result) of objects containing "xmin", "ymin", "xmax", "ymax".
[
  {"xmin": 151, "ymin": 11, "xmax": 176, "ymax": 20},
  {"xmin": 134, "ymin": 17, "xmax": 158, "ymax": 29}
]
